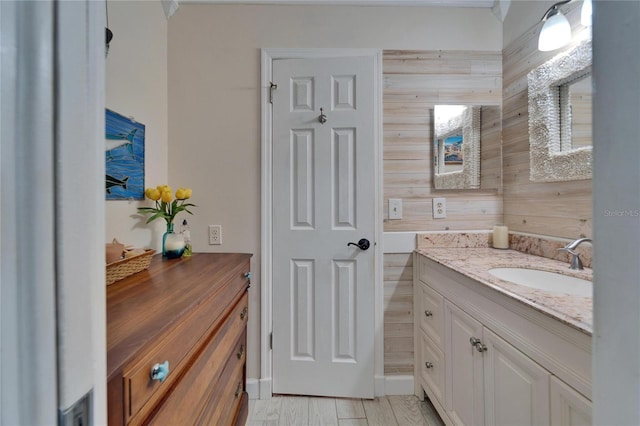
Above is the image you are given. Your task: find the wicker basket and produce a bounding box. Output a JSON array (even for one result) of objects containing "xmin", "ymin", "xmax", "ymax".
[{"xmin": 106, "ymin": 249, "xmax": 156, "ymax": 285}]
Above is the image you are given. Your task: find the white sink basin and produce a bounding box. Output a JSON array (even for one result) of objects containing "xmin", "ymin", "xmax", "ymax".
[{"xmin": 488, "ymin": 267, "xmax": 592, "ymax": 297}]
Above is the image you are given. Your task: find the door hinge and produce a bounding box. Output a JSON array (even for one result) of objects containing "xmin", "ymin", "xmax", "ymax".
[
  {"xmin": 270, "ymin": 332, "xmax": 273, "ymax": 350},
  {"xmin": 269, "ymin": 82, "xmax": 278, "ymax": 104}
]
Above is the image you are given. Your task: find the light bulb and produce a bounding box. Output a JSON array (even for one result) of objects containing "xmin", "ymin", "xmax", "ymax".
[
  {"xmin": 581, "ymin": 0, "xmax": 592, "ymax": 27},
  {"xmin": 538, "ymin": 10, "xmax": 572, "ymax": 52}
]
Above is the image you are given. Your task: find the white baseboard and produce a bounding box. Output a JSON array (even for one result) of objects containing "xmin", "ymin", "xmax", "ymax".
[
  {"xmin": 249, "ymin": 375, "xmax": 413, "ymax": 399},
  {"xmin": 384, "ymin": 375, "xmax": 415, "ymax": 395},
  {"xmin": 259, "ymin": 377, "xmax": 272, "ymax": 400},
  {"xmin": 246, "ymin": 378, "xmax": 260, "ymax": 400}
]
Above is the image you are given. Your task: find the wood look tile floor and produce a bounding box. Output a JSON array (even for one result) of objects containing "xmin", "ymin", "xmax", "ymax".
[{"xmin": 246, "ymin": 395, "xmax": 445, "ymax": 426}]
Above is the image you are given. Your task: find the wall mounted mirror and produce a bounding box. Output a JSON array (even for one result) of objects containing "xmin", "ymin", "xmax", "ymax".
[
  {"xmin": 528, "ymin": 38, "xmax": 592, "ymax": 182},
  {"xmin": 433, "ymin": 105, "xmax": 501, "ymax": 190}
]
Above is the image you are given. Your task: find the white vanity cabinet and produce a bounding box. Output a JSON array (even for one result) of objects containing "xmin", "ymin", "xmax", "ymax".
[
  {"xmin": 414, "ymin": 252, "xmax": 592, "ymax": 426},
  {"xmin": 550, "ymin": 376, "xmax": 593, "ymax": 426}
]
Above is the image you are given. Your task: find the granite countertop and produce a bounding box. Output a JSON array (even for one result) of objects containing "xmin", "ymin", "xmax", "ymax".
[{"xmin": 415, "ymin": 247, "xmax": 593, "ymax": 335}]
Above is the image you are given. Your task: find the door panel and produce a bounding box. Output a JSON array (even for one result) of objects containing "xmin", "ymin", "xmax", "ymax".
[
  {"xmin": 550, "ymin": 376, "xmax": 592, "ymax": 426},
  {"xmin": 272, "ymin": 56, "xmax": 376, "ymax": 398},
  {"xmin": 483, "ymin": 328, "xmax": 551, "ymax": 426},
  {"xmin": 445, "ymin": 301, "xmax": 484, "ymax": 426}
]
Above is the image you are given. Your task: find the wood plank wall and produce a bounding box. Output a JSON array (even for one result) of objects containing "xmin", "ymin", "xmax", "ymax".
[
  {"xmin": 502, "ymin": 5, "xmax": 593, "ymax": 239},
  {"xmin": 381, "ymin": 50, "xmax": 502, "ymax": 375},
  {"xmin": 384, "ymin": 253, "xmax": 414, "ymax": 375},
  {"xmin": 382, "ymin": 50, "xmax": 503, "ymax": 232}
]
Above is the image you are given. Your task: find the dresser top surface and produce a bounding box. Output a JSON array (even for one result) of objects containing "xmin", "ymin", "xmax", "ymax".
[{"xmin": 106, "ymin": 252, "xmax": 251, "ymax": 379}]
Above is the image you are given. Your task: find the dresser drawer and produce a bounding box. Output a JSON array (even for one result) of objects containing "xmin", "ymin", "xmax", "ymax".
[
  {"xmin": 420, "ymin": 332, "xmax": 445, "ymax": 406},
  {"xmin": 418, "ymin": 282, "xmax": 444, "ymax": 348},
  {"xmin": 144, "ymin": 293, "xmax": 248, "ymax": 425},
  {"xmin": 125, "ymin": 284, "xmax": 248, "ymax": 424},
  {"xmin": 197, "ymin": 332, "xmax": 247, "ymax": 425}
]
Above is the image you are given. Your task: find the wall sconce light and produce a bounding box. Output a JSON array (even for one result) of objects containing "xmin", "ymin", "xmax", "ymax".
[
  {"xmin": 581, "ymin": 0, "xmax": 592, "ymax": 27},
  {"xmin": 538, "ymin": 0, "xmax": 592, "ymax": 52},
  {"xmin": 538, "ymin": 0, "xmax": 572, "ymax": 51}
]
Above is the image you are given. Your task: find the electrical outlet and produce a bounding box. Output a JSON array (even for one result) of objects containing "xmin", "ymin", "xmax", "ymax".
[
  {"xmin": 389, "ymin": 198, "xmax": 403, "ymax": 220},
  {"xmin": 433, "ymin": 197, "xmax": 447, "ymax": 219},
  {"xmin": 208, "ymin": 225, "xmax": 222, "ymax": 245}
]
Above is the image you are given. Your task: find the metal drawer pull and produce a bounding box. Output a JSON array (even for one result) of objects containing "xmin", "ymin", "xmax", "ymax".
[
  {"xmin": 240, "ymin": 307, "xmax": 248, "ymax": 320},
  {"xmin": 150, "ymin": 360, "xmax": 170, "ymax": 383},
  {"xmin": 470, "ymin": 337, "xmax": 487, "ymax": 353},
  {"xmin": 424, "ymin": 310, "xmax": 433, "ymax": 317},
  {"xmin": 234, "ymin": 381, "xmax": 243, "ymax": 398},
  {"xmin": 237, "ymin": 344, "xmax": 245, "ymax": 359},
  {"xmin": 425, "ymin": 361, "xmax": 434, "ymax": 369}
]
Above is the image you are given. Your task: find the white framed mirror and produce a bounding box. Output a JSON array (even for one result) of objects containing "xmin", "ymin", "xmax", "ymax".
[
  {"xmin": 528, "ymin": 38, "xmax": 592, "ymax": 182},
  {"xmin": 433, "ymin": 105, "xmax": 501, "ymax": 190},
  {"xmin": 433, "ymin": 105, "xmax": 480, "ymax": 189}
]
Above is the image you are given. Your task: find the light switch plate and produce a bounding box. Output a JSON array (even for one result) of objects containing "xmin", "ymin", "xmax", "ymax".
[
  {"xmin": 389, "ymin": 198, "xmax": 403, "ymax": 220},
  {"xmin": 433, "ymin": 197, "xmax": 447, "ymax": 219}
]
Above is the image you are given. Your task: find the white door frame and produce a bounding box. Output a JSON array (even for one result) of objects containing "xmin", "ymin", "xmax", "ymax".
[{"xmin": 260, "ymin": 48, "xmax": 384, "ymax": 399}]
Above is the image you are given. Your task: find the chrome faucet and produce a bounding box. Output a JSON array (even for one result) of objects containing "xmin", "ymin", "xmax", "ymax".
[{"xmin": 557, "ymin": 238, "xmax": 592, "ymax": 270}]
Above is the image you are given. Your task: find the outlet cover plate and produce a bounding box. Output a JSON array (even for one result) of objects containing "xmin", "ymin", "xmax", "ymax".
[
  {"xmin": 433, "ymin": 197, "xmax": 447, "ymax": 219},
  {"xmin": 209, "ymin": 225, "xmax": 222, "ymax": 245}
]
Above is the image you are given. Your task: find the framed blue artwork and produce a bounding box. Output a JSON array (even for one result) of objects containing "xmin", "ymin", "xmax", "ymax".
[
  {"xmin": 444, "ymin": 135, "xmax": 463, "ymax": 165},
  {"xmin": 105, "ymin": 109, "xmax": 145, "ymax": 200}
]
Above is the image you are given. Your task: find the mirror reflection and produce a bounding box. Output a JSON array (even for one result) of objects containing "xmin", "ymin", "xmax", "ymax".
[
  {"xmin": 560, "ymin": 74, "xmax": 592, "ymax": 151},
  {"xmin": 434, "ymin": 105, "xmax": 466, "ymax": 174},
  {"xmin": 433, "ymin": 105, "xmax": 501, "ymax": 190}
]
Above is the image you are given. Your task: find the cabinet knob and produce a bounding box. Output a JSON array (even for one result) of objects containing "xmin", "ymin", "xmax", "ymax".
[
  {"xmin": 240, "ymin": 306, "xmax": 248, "ymax": 320},
  {"xmin": 244, "ymin": 272, "xmax": 252, "ymax": 280},
  {"xmin": 425, "ymin": 361, "xmax": 434, "ymax": 369},
  {"xmin": 237, "ymin": 344, "xmax": 245, "ymax": 359},
  {"xmin": 234, "ymin": 381, "xmax": 243, "ymax": 398},
  {"xmin": 150, "ymin": 360, "xmax": 170, "ymax": 383},
  {"xmin": 424, "ymin": 310, "xmax": 433, "ymax": 317},
  {"xmin": 470, "ymin": 337, "xmax": 487, "ymax": 353}
]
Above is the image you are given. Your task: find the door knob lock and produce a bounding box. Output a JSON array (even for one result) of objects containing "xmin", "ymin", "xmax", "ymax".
[{"xmin": 347, "ymin": 238, "xmax": 370, "ymax": 251}]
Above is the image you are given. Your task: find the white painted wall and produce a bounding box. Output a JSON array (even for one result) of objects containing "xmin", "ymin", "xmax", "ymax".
[
  {"xmin": 105, "ymin": 1, "xmax": 169, "ymax": 252},
  {"xmin": 167, "ymin": 3, "xmax": 502, "ymax": 383},
  {"xmin": 56, "ymin": 1, "xmax": 107, "ymax": 422},
  {"xmin": 1, "ymin": 2, "xmax": 58, "ymax": 422},
  {"xmin": 592, "ymin": 1, "xmax": 640, "ymax": 424},
  {"xmin": 1, "ymin": 1, "xmax": 106, "ymax": 423}
]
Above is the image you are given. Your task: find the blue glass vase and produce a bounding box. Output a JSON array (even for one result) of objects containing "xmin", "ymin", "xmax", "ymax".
[{"xmin": 162, "ymin": 222, "xmax": 185, "ymax": 258}]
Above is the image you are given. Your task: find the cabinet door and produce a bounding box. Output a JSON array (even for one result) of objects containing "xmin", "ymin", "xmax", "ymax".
[
  {"xmin": 483, "ymin": 328, "xmax": 551, "ymax": 426},
  {"xmin": 445, "ymin": 301, "xmax": 484, "ymax": 426},
  {"xmin": 550, "ymin": 376, "xmax": 592, "ymax": 425}
]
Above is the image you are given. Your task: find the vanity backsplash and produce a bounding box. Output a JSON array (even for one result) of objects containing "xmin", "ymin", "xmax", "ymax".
[{"xmin": 416, "ymin": 231, "xmax": 592, "ymax": 268}]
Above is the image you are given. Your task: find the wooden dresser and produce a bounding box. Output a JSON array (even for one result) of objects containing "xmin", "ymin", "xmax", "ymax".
[{"xmin": 107, "ymin": 253, "xmax": 252, "ymax": 426}]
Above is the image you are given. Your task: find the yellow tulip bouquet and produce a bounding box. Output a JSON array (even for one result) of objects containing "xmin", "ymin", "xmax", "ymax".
[
  {"xmin": 138, "ymin": 185, "xmax": 196, "ymax": 225},
  {"xmin": 138, "ymin": 185, "xmax": 196, "ymax": 258}
]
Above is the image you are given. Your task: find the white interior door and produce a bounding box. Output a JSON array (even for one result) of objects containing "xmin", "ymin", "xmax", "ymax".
[{"xmin": 272, "ymin": 56, "xmax": 376, "ymax": 398}]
